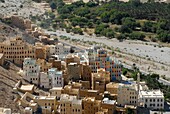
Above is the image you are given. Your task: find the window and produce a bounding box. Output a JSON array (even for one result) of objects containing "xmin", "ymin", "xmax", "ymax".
[{"xmin": 145, "ymin": 99, "xmax": 148, "ymax": 102}]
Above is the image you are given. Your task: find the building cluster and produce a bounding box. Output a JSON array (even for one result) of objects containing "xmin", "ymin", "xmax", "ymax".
[
  {"xmin": 3, "ymin": 39, "xmax": 163, "ymax": 114},
  {"xmin": 19, "ymin": 45, "xmax": 122, "ymax": 90},
  {"xmin": 3, "ymin": 15, "xmax": 59, "ymax": 45},
  {"xmin": 85, "ymin": 46, "xmax": 122, "ymax": 81},
  {"xmin": 0, "ymin": 36, "xmax": 165, "ymax": 113},
  {"xmin": 0, "ymin": 37, "xmax": 35, "ymax": 65},
  {"xmin": 0, "ymin": 37, "xmax": 70, "ymax": 66},
  {"xmin": 13, "ymin": 75, "xmax": 164, "ymax": 114}
]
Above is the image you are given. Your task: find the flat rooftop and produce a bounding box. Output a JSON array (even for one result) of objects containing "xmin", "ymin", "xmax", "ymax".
[
  {"xmin": 56, "ymin": 71, "xmax": 62, "ymax": 75},
  {"xmin": 140, "ymin": 90, "xmax": 164, "ymax": 98},
  {"xmin": 50, "ymin": 87, "xmax": 63, "ymax": 91},
  {"xmin": 106, "ymin": 82, "xmax": 119, "ymax": 88},
  {"xmin": 48, "ymin": 68, "xmax": 57, "ymax": 72},
  {"xmin": 87, "ymin": 90, "xmax": 99, "ymax": 93},
  {"xmin": 36, "ymin": 96, "xmax": 56, "ymax": 100},
  {"xmin": 60, "ymin": 94, "xmax": 77, "ymax": 101},
  {"xmin": 102, "ymin": 98, "xmax": 116, "ymax": 105},
  {"xmin": 69, "ymin": 62, "xmax": 78, "ymax": 65},
  {"xmin": 72, "ymin": 99, "xmax": 82, "ymax": 105},
  {"xmin": 20, "ymin": 85, "xmax": 34, "ymax": 91}
]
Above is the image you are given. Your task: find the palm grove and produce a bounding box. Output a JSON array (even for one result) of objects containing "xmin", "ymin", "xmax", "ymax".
[{"xmin": 32, "ymin": 0, "xmax": 170, "ymax": 42}]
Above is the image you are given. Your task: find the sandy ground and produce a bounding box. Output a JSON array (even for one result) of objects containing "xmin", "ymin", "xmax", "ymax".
[
  {"xmin": 115, "ymin": 51, "xmax": 170, "ymax": 78},
  {"xmin": 109, "ymin": 39, "xmax": 170, "ymax": 66},
  {"xmin": 47, "ymin": 30, "xmax": 170, "ymax": 66},
  {"xmin": 53, "ymin": 30, "xmax": 170, "ymax": 78},
  {"xmin": 0, "ymin": 0, "xmax": 46, "ymax": 18}
]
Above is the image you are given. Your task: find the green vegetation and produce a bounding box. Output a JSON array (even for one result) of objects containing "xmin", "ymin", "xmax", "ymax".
[
  {"xmin": 72, "ymin": 28, "xmax": 83, "ymax": 35},
  {"xmin": 126, "ymin": 108, "xmax": 135, "ymax": 114},
  {"xmin": 95, "ymin": 24, "xmax": 115, "ymax": 38},
  {"xmin": 0, "ymin": 18, "xmax": 11, "ymax": 24},
  {"xmin": 32, "ymin": 0, "xmax": 170, "ymax": 42},
  {"xmin": 129, "ymin": 32, "xmax": 145, "ymax": 40}
]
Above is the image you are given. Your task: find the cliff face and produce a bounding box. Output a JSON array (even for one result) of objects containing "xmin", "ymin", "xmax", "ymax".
[
  {"xmin": 0, "ymin": 62, "xmax": 22, "ymax": 112},
  {"xmin": 0, "ymin": 22, "xmax": 38, "ymax": 44},
  {"xmin": 0, "ymin": 22, "xmax": 19, "ymax": 41}
]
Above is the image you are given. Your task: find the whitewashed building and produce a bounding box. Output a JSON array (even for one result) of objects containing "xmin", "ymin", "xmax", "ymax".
[
  {"xmin": 48, "ymin": 43, "xmax": 70, "ymax": 56},
  {"xmin": 55, "ymin": 43, "xmax": 64, "ymax": 55},
  {"xmin": 48, "ymin": 68, "xmax": 64, "ymax": 88},
  {"xmin": 139, "ymin": 90, "xmax": 164, "ymax": 110},
  {"xmin": 39, "ymin": 72, "xmax": 52, "ymax": 89},
  {"xmin": 55, "ymin": 43, "xmax": 70, "ymax": 55},
  {"xmin": 117, "ymin": 83, "xmax": 138, "ymax": 107},
  {"xmin": 23, "ymin": 58, "xmax": 40, "ymax": 85}
]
